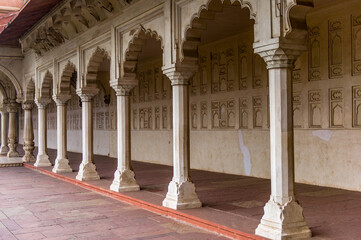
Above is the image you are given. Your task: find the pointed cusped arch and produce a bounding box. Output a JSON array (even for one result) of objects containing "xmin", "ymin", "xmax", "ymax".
[
  {"xmin": 84, "ymin": 47, "xmax": 110, "ymax": 88},
  {"xmin": 180, "ymin": 0, "xmax": 257, "ymax": 64},
  {"xmin": 59, "ymin": 61, "xmax": 77, "ymax": 95},
  {"xmin": 40, "ymin": 71, "xmax": 53, "ymax": 99},
  {"xmin": 285, "ymin": 1, "xmax": 314, "ymax": 39},
  {"xmin": 24, "ymin": 79, "xmax": 35, "ymax": 102},
  {"xmin": 123, "ymin": 26, "xmax": 163, "ymax": 80},
  {"xmin": 0, "ymin": 64, "xmax": 23, "ymax": 100}
]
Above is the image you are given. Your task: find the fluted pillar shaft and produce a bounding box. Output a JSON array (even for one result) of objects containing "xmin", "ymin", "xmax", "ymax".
[
  {"xmin": 254, "ymin": 43, "xmax": 311, "ymax": 240},
  {"xmin": 22, "ymin": 102, "xmax": 35, "ymax": 162},
  {"xmin": 34, "ymin": 99, "xmax": 52, "ymax": 167},
  {"xmin": 7, "ymin": 102, "xmax": 19, "ymax": 158},
  {"xmin": 110, "ymin": 87, "xmax": 139, "ymax": 192},
  {"xmin": 161, "ymin": 66, "xmax": 201, "ymax": 210},
  {"xmin": 76, "ymin": 88, "xmax": 100, "ymax": 181},
  {"xmin": 0, "ymin": 105, "xmax": 9, "ymax": 155},
  {"xmin": 52, "ymin": 95, "xmax": 72, "ymax": 173}
]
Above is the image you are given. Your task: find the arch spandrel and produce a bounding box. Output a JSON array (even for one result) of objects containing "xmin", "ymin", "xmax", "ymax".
[
  {"xmin": 178, "ymin": 0, "xmax": 257, "ymax": 65},
  {"xmin": 117, "ymin": 26, "xmax": 163, "ymax": 87},
  {"xmin": 24, "ymin": 79, "xmax": 35, "ymax": 102},
  {"xmin": 83, "ymin": 47, "xmax": 111, "ymax": 89},
  {"xmin": 0, "ymin": 64, "xmax": 23, "ymax": 101},
  {"xmin": 57, "ymin": 61, "xmax": 77, "ymax": 96}
]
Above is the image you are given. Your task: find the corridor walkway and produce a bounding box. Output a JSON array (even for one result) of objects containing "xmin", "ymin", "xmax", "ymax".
[
  {"xmin": 0, "ymin": 165, "xmax": 228, "ymax": 240},
  {"xmin": 17, "ymin": 147, "xmax": 361, "ymax": 240}
]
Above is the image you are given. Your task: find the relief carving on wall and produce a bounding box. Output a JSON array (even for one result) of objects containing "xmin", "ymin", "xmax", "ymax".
[
  {"xmin": 201, "ymin": 102, "xmax": 208, "ymax": 129},
  {"xmin": 309, "ymin": 90, "xmax": 322, "ymax": 128},
  {"xmin": 139, "ymin": 108, "xmax": 152, "ymax": 129},
  {"xmin": 328, "ymin": 19, "xmax": 343, "ymax": 78},
  {"xmin": 352, "ymin": 86, "xmax": 361, "ymax": 127},
  {"xmin": 252, "ymin": 97, "xmax": 262, "ymax": 128},
  {"xmin": 239, "ymin": 45, "xmax": 248, "ymax": 90},
  {"xmin": 162, "ymin": 106, "xmax": 167, "ymax": 129},
  {"xmin": 191, "ymin": 103, "xmax": 197, "ymax": 130},
  {"xmin": 211, "ymin": 48, "xmax": 235, "ymax": 93},
  {"xmin": 200, "ymin": 56, "xmax": 208, "ymax": 95},
  {"xmin": 329, "ymin": 88, "xmax": 344, "ymax": 127},
  {"xmin": 211, "ymin": 99, "xmax": 235, "ymax": 129},
  {"xmin": 155, "ymin": 107, "xmax": 160, "ymax": 129},
  {"xmin": 352, "ymin": 15, "xmax": 361, "ymax": 75},
  {"xmin": 293, "ymin": 93, "xmax": 302, "ymax": 128},
  {"xmin": 239, "ymin": 98, "xmax": 248, "ymax": 128},
  {"xmin": 309, "ymin": 27, "xmax": 321, "ymax": 81}
]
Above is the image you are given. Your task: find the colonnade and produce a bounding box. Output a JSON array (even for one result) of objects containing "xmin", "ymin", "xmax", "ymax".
[
  {"xmin": 0, "ymin": 42, "xmax": 311, "ymax": 240},
  {"xmin": 0, "ymin": 100, "xmax": 20, "ymax": 159}
]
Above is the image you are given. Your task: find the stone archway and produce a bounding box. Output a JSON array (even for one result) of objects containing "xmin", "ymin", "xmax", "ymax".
[{"xmin": 0, "ymin": 64, "xmax": 23, "ymax": 101}]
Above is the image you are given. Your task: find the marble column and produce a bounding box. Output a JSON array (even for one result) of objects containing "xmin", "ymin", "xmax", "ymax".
[
  {"xmin": 0, "ymin": 105, "xmax": 9, "ymax": 155},
  {"xmin": 110, "ymin": 87, "xmax": 139, "ymax": 192},
  {"xmin": 34, "ymin": 99, "xmax": 52, "ymax": 167},
  {"xmin": 7, "ymin": 102, "xmax": 19, "ymax": 157},
  {"xmin": 254, "ymin": 45, "xmax": 311, "ymax": 239},
  {"xmin": 22, "ymin": 102, "xmax": 35, "ymax": 162},
  {"xmin": 52, "ymin": 95, "xmax": 72, "ymax": 173},
  {"xmin": 162, "ymin": 67, "xmax": 201, "ymax": 210},
  {"xmin": 76, "ymin": 88, "xmax": 100, "ymax": 181}
]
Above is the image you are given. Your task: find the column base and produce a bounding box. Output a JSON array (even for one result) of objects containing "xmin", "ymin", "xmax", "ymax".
[
  {"xmin": 76, "ymin": 162, "xmax": 100, "ymax": 181},
  {"xmin": 255, "ymin": 197, "xmax": 311, "ymax": 240},
  {"xmin": 0, "ymin": 145, "xmax": 8, "ymax": 155},
  {"xmin": 7, "ymin": 150, "xmax": 19, "ymax": 158},
  {"xmin": 162, "ymin": 180, "xmax": 202, "ymax": 210},
  {"xmin": 52, "ymin": 158, "xmax": 73, "ymax": 173},
  {"xmin": 22, "ymin": 153, "xmax": 35, "ymax": 163},
  {"xmin": 34, "ymin": 154, "xmax": 52, "ymax": 167},
  {"xmin": 110, "ymin": 169, "xmax": 140, "ymax": 192}
]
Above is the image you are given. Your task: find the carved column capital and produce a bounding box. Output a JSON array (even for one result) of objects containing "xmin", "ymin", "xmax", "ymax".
[
  {"xmin": 253, "ymin": 39, "xmax": 307, "ymax": 69},
  {"xmin": 22, "ymin": 101, "xmax": 34, "ymax": 111},
  {"xmin": 35, "ymin": 98, "xmax": 51, "ymax": 109},
  {"xmin": 53, "ymin": 94, "xmax": 71, "ymax": 106},
  {"xmin": 112, "ymin": 85, "xmax": 134, "ymax": 96},
  {"xmin": 76, "ymin": 88, "xmax": 99, "ymax": 102},
  {"xmin": 7, "ymin": 102, "xmax": 18, "ymax": 113},
  {"xmin": 162, "ymin": 65, "xmax": 197, "ymax": 86}
]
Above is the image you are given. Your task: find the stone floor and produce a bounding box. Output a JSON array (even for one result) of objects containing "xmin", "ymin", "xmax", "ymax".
[
  {"xmin": 0, "ymin": 165, "xmax": 229, "ymax": 240},
  {"xmin": 14, "ymin": 147, "xmax": 361, "ymax": 239}
]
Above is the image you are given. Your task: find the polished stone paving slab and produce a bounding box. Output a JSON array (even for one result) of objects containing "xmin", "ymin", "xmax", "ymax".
[
  {"xmin": 14, "ymin": 146, "xmax": 361, "ymax": 239},
  {"xmin": 0, "ymin": 166, "xmax": 228, "ymax": 240}
]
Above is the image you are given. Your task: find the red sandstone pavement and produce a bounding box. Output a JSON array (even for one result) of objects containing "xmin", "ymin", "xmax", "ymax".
[
  {"xmin": 12, "ymin": 146, "xmax": 361, "ymax": 239},
  {"xmin": 0, "ymin": 166, "xmax": 229, "ymax": 240}
]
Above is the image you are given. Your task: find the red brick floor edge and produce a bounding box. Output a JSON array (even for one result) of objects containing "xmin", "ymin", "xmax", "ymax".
[{"xmin": 23, "ymin": 163, "xmax": 264, "ymax": 240}]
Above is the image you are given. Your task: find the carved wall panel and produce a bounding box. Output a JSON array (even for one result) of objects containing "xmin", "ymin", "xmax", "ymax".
[
  {"xmin": 139, "ymin": 107, "xmax": 152, "ymax": 129},
  {"xmin": 211, "ymin": 48, "xmax": 235, "ymax": 93},
  {"xmin": 252, "ymin": 97, "xmax": 262, "ymax": 128},
  {"xmin": 154, "ymin": 68, "xmax": 161, "ymax": 100},
  {"xmin": 293, "ymin": 93, "xmax": 302, "ymax": 128},
  {"xmin": 133, "ymin": 109, "xmax": 138, "ymax": 130},
  {"xmin": 211, "ymin": 99, "xmax": 235, "ymax": 129},
  {"xmin": 239, "ymin": 98, "xmax": 248, "ymax": 128},
  {"xmin": 292, "ymin": 69, "xmax": 301, "ymax": 83},
  {"xmin": 239, "ymin": 45, "xmax": 248, "ymax": 90},
  {"xmin": 155, "ymin": 107, "xmax": 160, "ymax": 129},
  {"xmin": 190, "ymin": 72, "xmax": 198, "ymax": 96},
  {"xmin": 199, "ymin": 56, "xmax": 208, "ymax": 95},
  {"xmin": 191, "ymin": 103, "xmax": 197, "ymax": 130},
  {"xmin": 309, "ymin": 27, "xmax": 321, "ymax": 81},
  {"xmin": 352, "ymin": 15, "xmax": 361, "ymax": 75},
  {"xmin": 328, "ymin": 19, "xmax": 343, "ymax": 78},
  {"xmin": 201, "ymin": 102, "xmax": 208, "ymax": 129},
  {"xmin": 329, "ymin": 88, "xmax": 344, "ymax": 127},
  {"xmin": 252, "ymin": 54, "xmax": 266, "ymax": 88},
  {"xmin": 162, "ymin": 106, "xmax": 167, "ymax": 129},
  {"xmin": 352, "ymin": 86, "xmax": 361, "ymax": 127},
  {"xmin": 309, "ymin": 90, "xmax": 322, "ymax": 128}
]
